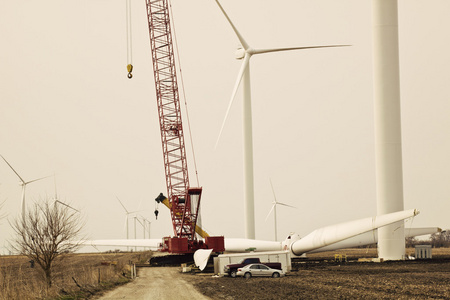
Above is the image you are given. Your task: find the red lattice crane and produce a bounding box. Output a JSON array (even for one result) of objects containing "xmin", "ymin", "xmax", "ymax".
[{"xmin": 145, "ymin": 0, "xmax": 224, "ymax": 253}]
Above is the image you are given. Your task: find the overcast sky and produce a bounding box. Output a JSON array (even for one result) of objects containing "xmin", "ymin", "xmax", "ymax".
[{"xmin": 1, "ymin": 0, "xmax": 449, "ymax": 253}]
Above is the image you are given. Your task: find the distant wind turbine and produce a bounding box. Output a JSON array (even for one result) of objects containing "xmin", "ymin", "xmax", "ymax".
[
  {"xmin": 1, "ymin": 155, "xmax": 52, "ymax": 218},
  {"xmin": 138, "ymin": 214, "xmax": 151, "ymax": 239},
  {"xmin": 265, "ymin": 179, "xmax": 297, "ymax": 242},
  {"xmin": 213, "ymin": 0, "xmax": 348, "ymax": 239},
  {"xmin": 52, "ymin": 173, "xmax": 79, "ymax": 213},
  {"xmin": 135, "ymin": 216, "xmax": 146, "ymax": 239},
  {"xmin": 145, "ymin": 219, "xmax": 151, "ymax": 239},
  {"xmin": 117, "ymin": 196, "xmax": 142, "ymax": 241}
]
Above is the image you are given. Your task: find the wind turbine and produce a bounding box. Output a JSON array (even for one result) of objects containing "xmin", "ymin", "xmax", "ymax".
[
  {"xmin": 51, "ymin": 173, "xmax": 80, "ymax": 213},
  {"xmin": 145, "ymin": 219, "xmax": 151, "ymax": 239},
  {"xmin": 213, "ymin": 0, "xmax": 349, "ymax": 239},
  {"xmin": 135, "ymin": 216, "xmax": 146, "ymax": 239},
  {"xmin": 0, "ymin": 155, "xmax": 51, "ymax": 219},
  {"xmin": 265, "ymin": 179, "xmax": 297, "ymax": 241},
  {"xmin": 117, "ymin": 196, "xmax": 142, "ymax": 241},
  {"xmin": 138, "ymin": 214, "xmax": 151, "ymax": 239}
]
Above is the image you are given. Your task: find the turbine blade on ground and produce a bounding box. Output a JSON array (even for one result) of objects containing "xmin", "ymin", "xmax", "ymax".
[
  {"xmin": 214, "ymin": 0, "xmax": 249, "ymax": 50},
  {"xmin": 252, "ymin": 45, "xmax": 350, "ymax": 56},
  {"xmin": 291, "ymin": 209, "xmax": 419, "ymax": 255},
  {"xmin": 0, "ymin": 155, "xmax": 25, "ymax": 183},
  {"xmin": 215, "ymin": 54, "xmax": 251, "ymax": 148}
]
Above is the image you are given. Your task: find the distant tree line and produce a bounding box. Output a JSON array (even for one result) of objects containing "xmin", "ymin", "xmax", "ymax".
[
  {"xmin": 353, "ymin": 230, "xmax": 450, "ymax": 249},
  {"xmin": 406, "ymin": 230, "xmax": 450, "ymax": 248}
]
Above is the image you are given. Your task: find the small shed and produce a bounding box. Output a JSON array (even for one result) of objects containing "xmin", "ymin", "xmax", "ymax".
[
  {"xmin": 415, "ymin": 245, "xmax": 432, "ymax": 259},
  {"xmin": 214, "ymin": 250, "xmax": 291, "ymax": 276}
]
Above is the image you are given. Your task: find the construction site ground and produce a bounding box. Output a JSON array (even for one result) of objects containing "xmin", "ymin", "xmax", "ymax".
[
  {"xmin": 183, "ymin": 248, "xmax": 450, "ymax": 299},
  {"xmin": 94, "ymin": 267, "xmax": 210, "ymax": 300}
]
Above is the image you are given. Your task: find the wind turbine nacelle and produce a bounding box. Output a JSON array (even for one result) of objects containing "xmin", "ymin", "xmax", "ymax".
[
  {"xmin": 281, "ymin": 233, "xmax": 301, "ymax": 250},
  {"xmin": 235, "ymin": 48, "xmax": 245, "ymax": 60}
]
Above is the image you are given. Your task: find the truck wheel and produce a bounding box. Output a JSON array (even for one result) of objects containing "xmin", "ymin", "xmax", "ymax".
[
  {"xmin": 244, "ymin": 272, "xmax": 252, "ymax": 279},
  {"xmin": 230, "ymin": 270, "xmax": 237, "ymax": 278},
  {"xmin": 272, "ymin": 272, "xmax": 280, "ymax": 278}
]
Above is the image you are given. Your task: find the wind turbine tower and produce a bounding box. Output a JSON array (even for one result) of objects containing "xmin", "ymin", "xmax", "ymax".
[
  {"xmin": 214, "ymin": 0, "xmax": 347, "ymax": 239},
  {"xmin": 372, "ymin": 0, "xmax": 405, "ymax": 260}
]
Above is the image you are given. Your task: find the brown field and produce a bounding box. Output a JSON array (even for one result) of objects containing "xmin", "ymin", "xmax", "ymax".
[
  {"xmin": 1, "ymin": 248, "xmax": 450, "ymax": 299},
  {"xmin": 0, "ymin": 251, "xmax": 153, "ymax": 300},
  {"xmin": 185, "ymin": 248, "xmax": 450, "ymax": 300}
]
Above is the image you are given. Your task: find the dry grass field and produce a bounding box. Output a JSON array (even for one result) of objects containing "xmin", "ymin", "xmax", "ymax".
[
  {"xmin": 1, "ymin": 248, "xmax": 450, "ymax": 299},
  {"xmin": 185, "ymin": 248, "xmax": 450, "ymax": 299},
  {"xmin": 0, "ymin": 251, "xmax": 153, "ymax": 300}
]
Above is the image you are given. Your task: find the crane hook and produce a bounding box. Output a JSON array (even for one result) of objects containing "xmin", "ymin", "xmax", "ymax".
[{"xmin": 127, "ymin": 64, "xmax": 133, "ymax": 79}]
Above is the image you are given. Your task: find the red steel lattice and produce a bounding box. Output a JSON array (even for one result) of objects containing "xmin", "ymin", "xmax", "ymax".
[{"xmin": 145, "ymin": 0, "xmax": 201, "ymax": 242}]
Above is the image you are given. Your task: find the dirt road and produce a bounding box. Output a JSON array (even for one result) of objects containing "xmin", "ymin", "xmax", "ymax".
[{"xmin": 95, "ymin": 267, "xmax": 211, "ymax": 300}]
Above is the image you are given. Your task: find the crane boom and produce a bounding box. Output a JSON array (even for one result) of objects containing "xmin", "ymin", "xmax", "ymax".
[
  {"xmin": 146, "ymin": 0, "xmax": 188, "ymax": 199},
  {"xmin": 145, "ymin": 0, "xmax": 196, "ymax": 240},
  {"xmin": 145, "ymin": 0, "xmax": 224, "ymax": 253}
]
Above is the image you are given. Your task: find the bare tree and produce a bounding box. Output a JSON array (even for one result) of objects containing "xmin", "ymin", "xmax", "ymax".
[
  {"xmin": 405, "ymin": 236, "xmax": 418, "ymax": 248},
  {"xmin": 430, "ymin": 230, "xmax": 450, "ymax": 248},
  {"xmin": 11, "ymin": 198, "xmax": 85, "ymax": 288},
  {"xmin": 442, "ymin": 230, "xmax": 450, "ymax": 247}
]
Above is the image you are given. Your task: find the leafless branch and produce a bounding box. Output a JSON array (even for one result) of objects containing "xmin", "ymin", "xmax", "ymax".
[{"xmin": 11, "ymin": 197, "xmax": 86, "ymax": 288}]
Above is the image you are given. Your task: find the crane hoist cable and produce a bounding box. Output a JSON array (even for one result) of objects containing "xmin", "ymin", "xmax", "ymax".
[
  {"xmin": 169, "ymin": 0, "xmax": 200, "ymax": 187},
  {"xmin": 126, "ymin": 0, "xmax": 133, "ymax": 78}
]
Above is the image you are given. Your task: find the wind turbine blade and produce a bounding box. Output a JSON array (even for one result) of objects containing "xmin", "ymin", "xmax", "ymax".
[
  {"xmin": 269, "ymin": 178, "xmax": 277, "ymax": 203},
  {"xmin": 138, "ymin": 214, "xmax": 149, "ymax": 223},
  {"xmin": 0, "ymin": 155, "xmax": 25, "ymax": 183},
  {"xmin": 25, "ymin": 174, "xmax": 53, "ymax": 185},
  {"xmin": 136, "ymin": 217, "xmax": 144, "ymax": 226},
  {"xmin": 53, "ymin": 172, "xmax": 58, "ymax": 201},
  {"xmin": 277, "ymin": 202, "xmax": 297, "ymax": 209},
  {"xmin": 213, "ymin": 0, "xmax": 249, "ymax": 50},
  {"xmin": 252, "ymin": 45, "xmax": 350, "ymax": 56},
  {"xmin": 55, "ymin": 200, "xmax": 80, "ymax": 213},
  {"xmin": 269, "ymin": 179, "xmax": 296, "ymax": 209},
  {"xmin": 265, "ymin": 204, "xmax": 275, "ymax": 222},
  {"xmin": 116, "ymin": 196, "xmax": 129, "ymax": 214},
  {"xmin": 139, "ymin": 214, "xmax": 149, "ymax": 221},
  {"xmin": 215, "ymin": 54, "xmax": 251, "ymax": 148}
]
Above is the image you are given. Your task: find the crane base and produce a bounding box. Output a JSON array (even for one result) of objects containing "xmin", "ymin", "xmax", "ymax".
[{"xmin": 160, "ymin": 236, "xmax": 225, "ymax": 254}]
